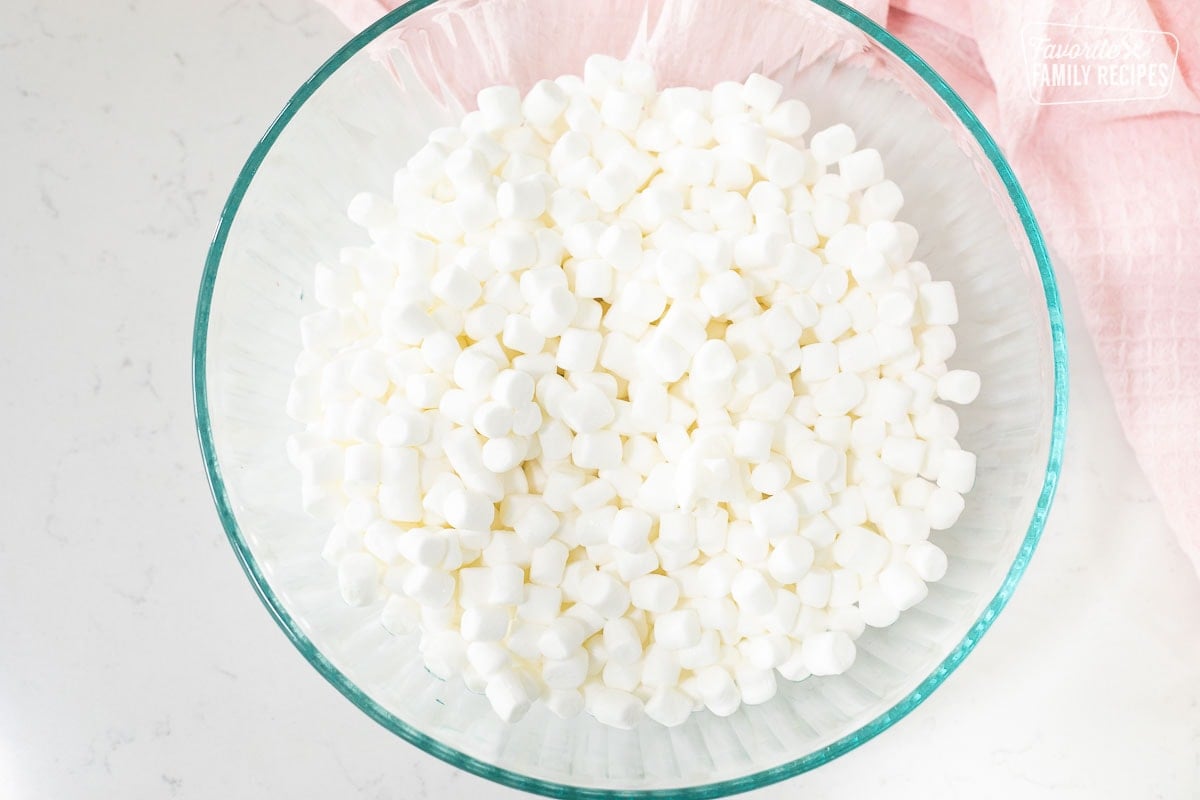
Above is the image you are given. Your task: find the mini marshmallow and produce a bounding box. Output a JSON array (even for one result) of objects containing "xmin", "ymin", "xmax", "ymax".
[
  {"xmin": 735, "ymin": 664, "xmax": 778, "ymax": 705},
  {"xmin": 796, "ymin": 569, "xmax": 832, "ymax": 608},
  {"xmin": 767, "ymin": 536, "xmax": 814, "ymax": 584},
  {"xmin": 937, "ymin": 448, "xmax": 977, "ymax": 493},
  {"xmin": 496, "ymin": 177, "xmax": 547, "ymax": 221},
  {"xmin": 788, "ymin": 440, "xmax": 838, "ymax": 483},
  {"xmin": 918, "ymin": 281, "xmax": 959, "ymax": 325},
  {"xmin": 937, "ymin": 369, "xmax": 981, "ymax": 404},
  {"xmin": 880, "ymin": 436, "xmax": 927, "ymax": 476},
  {"xmin": 518, "ymin": 584, "xmax": 563, "ymax": 623},
  {"xmin": 802, "ymin": 631, "xmax": 856, "ymax": 676},
  {"xmin": 906, "ymin": 540, "xmax": 949, "ymax": 582},
  {"xmin": 878, "ymin": 562, "xmax": 929, "ymax": 610},
  {"xmin": 546, "ymin": 688, "xmax": 585, "ymax": 719},
  {"xmin": 557, "ymin": 328, "xmax": 603, "ymax": 373},
  {"xmin": 810, "ymin": 123, "xmax": 856, "ymax": 165},
  {"xmin": 741, "ymin": 73, "xmax": 783, "ymax": 112},
  {"xmin": 560, "ymin": 384, "xmax": 615, "ymax": 433},
  {"xmin": 603, "ymin": 617, "xmax": 644, "ymax": 665},
  {"xmin": 644, "ymin": 687, "xmax": 692, "ymax": 727},
  {"xmin": 926, "ymin": 487, "xmax": 965, "ymax": 530},
  {"xmin": 572, "ymin": 430, "xmax": 623, "ymax": 470},
  {"xmin": 588, "ymin": 163, "xmax": 639, "ymax": 212},
  {"xmin": 580, "ymin": 571, "xmax": 631, "ymax": 618},
  {"xmin": 529, "ymin": 286, "xmax": 578, "ymax": 338},
  {"xmin": 630, "ymin": 574, "xmax": 680, "ymax": 613},
  {"xmin": 442, "ymin": 488, "xmax": 495, "ymax": 531},
  {"xmin": 539, "ymin": 617, "xmax": 589, "ymax": 660},
  {"xmin": 763, "ymin": 97, "xmax": 810, "ymax": 137},
  {"xmin": 749, "ymin": 493, "xmax": 800, "ymax": 541},
  {"xmin": 838, "ymin": 148, "xmax": 885, "ymax": 192},
  {"xmin": 402, "ymin": 565, "xmax": 455, "ymax": 608},
  {"xmin": 691, "ymin": 339, "xmax": 736, "ymax": 382},
  {"xmin": 654, "ymin": 609, "xmax": 701, "ymax": 649},
  {"xmin": 695, "ymin": 665, "xmax": 741, "ymax": 717},
  {"xmin": 585, "ymin": 686, "xmax": 644, "ymax": 729},
  {"xmin": 833, "ymin": 526, "xmax": 891, "ymax": 575},
  {"xmin": 523, "ymin": 78, "xmax": 568, "ymax": 127},
  {"xmin": 473, "ymin": 401, "xmax": 514, "ymax": 439},
  {"xmin": 725, "ymin": 521, "xmax": 768, "ymax": 564},
  {"xmin": 730, "ymin": 569, "xmax": 775, "ymax": 615},
  {"xmin": 461, "ymin": 606, "xmax": 511, "ymax": 642},
  {"xmin": 502, "ymin": 314, "xmax": 546, "ymax": 356},
  {"xmin": 529, "ymin": 540, "xmax": 568, "ymax": 586},
  {"xmin": 750, "ymin": 459, "xmax": 791, "ymax": 495},
  {"xmin": 485, "ymin": 669, "xmax": 536, "ymax": 722},
  {"xmin": 859, "ymin": 179, "xmax": 904, "ymax": 223},
  {"xmin": 873, "ymin": 506, "xmax": 926, "ymax": 551},
  {"xmin": 481, "ymin": 436, "xmax": 526, "ymax": 473}
]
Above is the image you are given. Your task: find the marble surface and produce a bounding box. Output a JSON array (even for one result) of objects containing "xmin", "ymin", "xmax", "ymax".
[{"xmin": 3, "ymin": 1, "xmax": 1199, "ymax": 797}]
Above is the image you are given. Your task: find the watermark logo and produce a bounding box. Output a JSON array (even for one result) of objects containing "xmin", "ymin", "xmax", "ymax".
[{"xmin": 1022, "ymin": 22, "xmax": 1179, "ymax": 105}]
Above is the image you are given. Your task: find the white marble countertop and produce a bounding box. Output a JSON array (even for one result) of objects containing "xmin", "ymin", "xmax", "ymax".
[{"xmin": 3, "ymin": 1, "xmax": 1199, "ymax": 797}]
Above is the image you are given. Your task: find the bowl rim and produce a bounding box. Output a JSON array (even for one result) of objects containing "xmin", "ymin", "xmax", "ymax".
[{"xmin": 192, "ymin": 0, "xmax": 1069, "ymax": 796}]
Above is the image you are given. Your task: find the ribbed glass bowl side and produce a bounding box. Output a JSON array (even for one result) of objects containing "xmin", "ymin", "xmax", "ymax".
[{"xmin": 193, "ymin": 0, "xmax": 1067, "ymax": 796}]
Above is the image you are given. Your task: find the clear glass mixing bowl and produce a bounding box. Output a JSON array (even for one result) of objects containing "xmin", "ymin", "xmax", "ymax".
[{"xmin": 193, "ymin": 0, "xmax": 1068, "ymax": 795}]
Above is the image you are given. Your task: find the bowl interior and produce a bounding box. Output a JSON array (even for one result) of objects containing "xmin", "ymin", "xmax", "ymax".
[{"xmin": 195, "ymin": 0, "xmax": 1066, "ymax": 795}]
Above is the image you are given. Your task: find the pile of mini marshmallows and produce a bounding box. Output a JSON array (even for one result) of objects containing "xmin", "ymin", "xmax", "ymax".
[{"xmin": 286, "ymin": 55, "xmax": 981, "ymax": 729}]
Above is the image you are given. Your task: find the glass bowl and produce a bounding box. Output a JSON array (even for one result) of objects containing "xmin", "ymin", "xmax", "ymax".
[{"xmin": 193, "ymin": 0, "xmax": 1068, "ymax": 795}]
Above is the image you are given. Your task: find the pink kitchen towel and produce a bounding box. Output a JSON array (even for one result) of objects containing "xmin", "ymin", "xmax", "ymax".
[{"xmin": 314, "ymin": 0, "xmax": 1200, "ymax": 569}]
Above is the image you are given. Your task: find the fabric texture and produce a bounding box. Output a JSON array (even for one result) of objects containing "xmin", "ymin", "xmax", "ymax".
[{"xmin": 313, "ymin": 0, "xmax": 1200, "ymax": 568}]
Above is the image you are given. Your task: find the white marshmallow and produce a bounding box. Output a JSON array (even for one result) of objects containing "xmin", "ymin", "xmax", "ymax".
[
  {"xmin": 644, "ymin": 687, "xmax": 692, "ymax": 727},
  {"xmin": 442, "ymin": 488, "xmax": 494, "ymax": 531},
  {"xmin": 937, "ymin": 448, "xmax": 977, "ymax": 493},
  {"xmin": 695, "ymin": 665, "xmax": 741, "ymax": 717},
  {"xmin": 735, "ymin": 665, "xmax": 778, "ymax": 705},
  {"xmin": 523, "ymin": 78, "xmax": 568, "ymax": 127},
  {"xmin": 926, "ymin": 487, "xmax": 965, "ymax": 530},
  {"xmin": 630, "ymin": 574, "xmax": 680, "ymax": 613},
  {"xmin": 485, "ymin": 669, "xmax": 536, "ymax": 722},
  {"xmin": 767, "ymin": 536, "xmax": 815, "ymax": 584},
  {"xmin": 859, "ymin": 180, "xmax": 904, "ymax": 223},
  {"xmin": 556, "ymin": 328, "xmax": 603, "ymax": 373},
  {"xmin": 838, "ymin": 148, "xmax": 885, "ymax": 191},
  {"xmin": 918, "ymin": 281, "xmax": 959, "ymax": 325},
  {"xmin": 741, "ymin": 73, "xmax": 783, "ymax": 112},
  {"xmin": 539, "ymin": 617, "xmax": 589, "ymax": 660},
  {"xmin": 402, "ymin": 565, "xmax": 455, "ymax": 608},
  {"xmin": 691, "ymin": 339, "xmax": 736, "ymax": 382},
  {"xmin": 588, "ymin": 164, "xmax": 639, "ymax": 212},
  {"xmin": 749, "ymin": 493, "xmax": 800, "ymax": 541},
  {"xmin": 802, "ymin": 631, "xmax": 856, "ymax": 676},
  {"xmin": 937, "ymin": 369, "xmax": 981, "ymax": 404},
  {"xmin": 654, "ymin": 609, "xmax": 701, "ymax": 649},
  {"xmin": 518, "ymin": 584, "xmax": 563, "ymax": 622},
  {"xmin": 477, "ymin": 85, "xmax": 523, "ymax": 131},
  {"xmin": 906, "ymin": 540, "xmax": 949, "ymax": 581},
  {"xmin": 731, "ymin": 568, "xmax": 775, "ymax": 615},
  {"xmin": 585, "ymin": 686, "xmax": 644, "ymax": 729},
  {"xmin": 878, "ymin": 562, "xmax": 929, "ymax": 610},
  {"xmin": 461, "ymin": 606, "xmax": 511, "ymax": 642},
  {"xmin": 603, "ymin": 617, "xmax": 644, "ymax": 664},
  {"xmin": 833, "ymin": 526, "xmax": 891, "ymax": 575},
  {"xmin": 809, "ymin": 123, "xmax": 856, "ymax": 165},
  {"xmin": 580, "ymin": 571, "xmax": 630, "ymax": 618}
]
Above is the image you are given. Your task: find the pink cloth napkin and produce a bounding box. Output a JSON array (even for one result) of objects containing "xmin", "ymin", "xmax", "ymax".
[{"xmin": 315, "ymin": 0, "xmax": 1200, "ymax": 568}]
